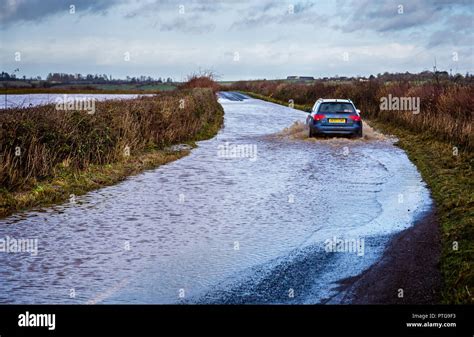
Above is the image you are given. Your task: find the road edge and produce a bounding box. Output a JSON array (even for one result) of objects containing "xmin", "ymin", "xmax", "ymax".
[{"xmin": 335, "ymin": 208, "xmax": 442, "ymax": 304}]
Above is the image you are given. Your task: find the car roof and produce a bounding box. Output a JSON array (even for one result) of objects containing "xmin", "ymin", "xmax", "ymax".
[{"xmin": 317, "ymin": 98, "xmax": 352, "ymax": 103}]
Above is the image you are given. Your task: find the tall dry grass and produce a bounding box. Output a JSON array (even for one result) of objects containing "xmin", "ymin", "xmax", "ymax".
[
  {"xmin": 227, "ymin": 80, "xmax": 473, "ymax": 150},
  {"xmin": 0, "ymin": 88, "xmax": 223, "ymax": 191}
]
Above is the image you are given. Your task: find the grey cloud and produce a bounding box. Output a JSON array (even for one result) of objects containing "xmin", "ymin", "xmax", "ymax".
[
  {"xmin": 337, "ymin": 0, "xmax": 473, "ymax": 33},
  {"xmin": 427, "ymin": 13, "xmax": 473, "ymax": 47},
  {"xmin": 124, "ymin": 0, "xmax": 226, "ymax": 19},
  {"xmin": 230, "ymin": 1, "xmax": 327, "ymax": 30},
  {"xmin": 0, "ymin": 0, "xmax": 124, "ymax": 27},
  {"xmin": 293, "ymin": 1, "xmax": 316, "ymax": 14},
  {"xmin": 335, "ymin": 0, "xmax": 473, "ymax": 48},
  {"xmin": 446, "ymin": 14, "xmax": 473, "ymax": 33},
  {"xmin": 160, "ymin": 15, "xmax": 215, "ymax": 34},
  {"xmin": 338, "ymin": 0, "xmax": 439, "ymax": 32},
  {"xmin": 126, "ymin": 0, "xmax": 227, "ymax": 33},
  {"xmin": 427, "ymin": 30, "xmax": 473, "ymax": 48},
  {"xmin": 230, "ymin": 14, "xmax": 273, "ymax": 30}
]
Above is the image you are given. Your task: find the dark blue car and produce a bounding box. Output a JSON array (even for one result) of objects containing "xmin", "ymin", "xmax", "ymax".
[{"xmin": 306, "ymin": 99, "xmax": 363, "ymax": 137}]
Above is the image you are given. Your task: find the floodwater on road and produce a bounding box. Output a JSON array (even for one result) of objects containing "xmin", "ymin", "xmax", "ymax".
[{"xmin": 0, "ymin": 92, "xmax": 431, "ymax": 304}]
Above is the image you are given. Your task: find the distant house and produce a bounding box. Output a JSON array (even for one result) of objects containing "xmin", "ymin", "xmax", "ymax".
[{"xmin": 287, "ymin": 76, "xmax": 315, "ymax": 81}]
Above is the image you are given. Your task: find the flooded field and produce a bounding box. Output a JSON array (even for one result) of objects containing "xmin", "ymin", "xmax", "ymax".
[{"xmin": 1, "ymin": 93, "xmax": 152, "ymax": 109}]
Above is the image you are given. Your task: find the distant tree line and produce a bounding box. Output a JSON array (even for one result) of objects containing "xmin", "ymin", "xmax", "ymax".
[
  {"xmin": 1, "ymin": 70, "xmax": 473, "ymax": 85},
  {"xmin": 317, "ymin": 71, "xmax": 473, "ymax": 84},
  {"xmin": 0, "ymin": 71, "xmax": 174, "ymax": 84}
]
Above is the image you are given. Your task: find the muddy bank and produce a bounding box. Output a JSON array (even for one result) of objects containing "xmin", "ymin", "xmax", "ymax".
[{"xmin": 333, "ymin": 209, "xmax": 441, "ymax": 304}]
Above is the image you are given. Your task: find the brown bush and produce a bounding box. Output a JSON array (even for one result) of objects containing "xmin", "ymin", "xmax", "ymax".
[{"xmin": 180, "ymin": 72, "xmax": 219, "ymax": 93}]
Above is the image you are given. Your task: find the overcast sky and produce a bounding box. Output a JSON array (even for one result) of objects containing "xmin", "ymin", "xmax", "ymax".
[{"xmin": 1, "ymin": 0, "xmax": 473, "ymax": 80}]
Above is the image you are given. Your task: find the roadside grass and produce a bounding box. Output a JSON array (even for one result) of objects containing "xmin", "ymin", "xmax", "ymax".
[{"xmin": 237, "ymin": 91, "xmax": 473, "ymax": 304}]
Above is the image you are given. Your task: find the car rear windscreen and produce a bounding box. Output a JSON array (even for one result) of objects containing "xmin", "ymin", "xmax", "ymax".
[{"xmin": 318, "ymin": 102, "xmax": 355, "ymax": 114}]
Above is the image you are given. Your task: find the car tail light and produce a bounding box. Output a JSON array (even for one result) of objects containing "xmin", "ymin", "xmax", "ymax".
[
  {"xmin": 313, "ymin": 114, "xmax": 325, "ymax": 121},
  {"xmin": 350, "ymin": 115, "xmax": 361, "ymax": 122}
]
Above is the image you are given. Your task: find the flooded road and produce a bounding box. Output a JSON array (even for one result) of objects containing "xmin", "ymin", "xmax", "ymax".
[{"xmin": 0, "ymin": 92, "xmax": 431, "ymax": 304}]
